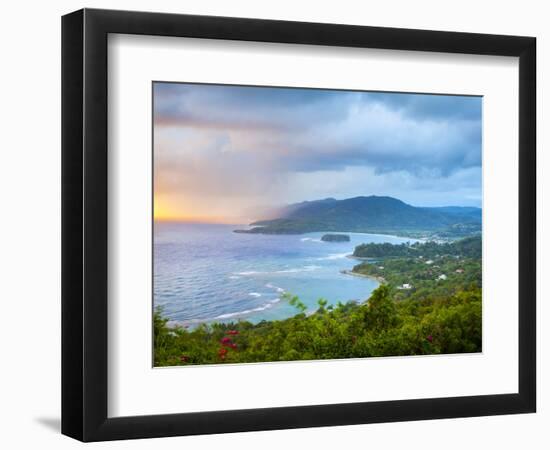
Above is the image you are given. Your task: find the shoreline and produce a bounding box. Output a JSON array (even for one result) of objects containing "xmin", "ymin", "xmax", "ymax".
[
  {"xmin": 167, "ymin": 266, "xmax": 382, "ymax": 329},
  {"xmin": 340, "ymin": 269, "xmax": 385, "ymax": 284}
]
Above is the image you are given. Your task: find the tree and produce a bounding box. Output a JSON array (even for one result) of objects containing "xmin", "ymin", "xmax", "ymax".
[{"xmin": 362, "ymin": 285, "xmax": 398, "ymax": 331}]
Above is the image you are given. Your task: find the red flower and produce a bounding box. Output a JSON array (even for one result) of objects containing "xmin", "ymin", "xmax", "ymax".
[
  {"xmin": 227, "ymin": 330, "xmax": 239, "ymax": 335},
  {"xmin": 179, "ymin": 355, "xmax": 190, "ymax": 363},
  {"xmin": 230, "ymin": 343, "xmax": 238, "ymax": 349},
  {"xmin": 218, "ymin": 348, "xmax": 228, "ymax": 357},
  {"xmin": 220, "ymin": 337, "xmax": 232, "ymax": 346},
  {"xmin": 426, "ymin": 335, "xmax": 433, "ymax": 343}
]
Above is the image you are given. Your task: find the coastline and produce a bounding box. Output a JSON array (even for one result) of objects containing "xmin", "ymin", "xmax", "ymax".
[
  {"xmin": 167, "ymin": 264, "xmax": 382, "ymax": 329},
  {"xmin": 167, "ymin": 264, "xmax": 381, "ymax": 329},
  {"xmin": 340, "ymin": 268, "xmax": 385, "ymax": 284}
]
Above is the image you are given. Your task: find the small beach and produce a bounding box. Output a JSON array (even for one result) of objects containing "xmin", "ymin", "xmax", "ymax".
[{"xmin": 340, "ymin": 268, "xmax": 385, "ymax": 284}]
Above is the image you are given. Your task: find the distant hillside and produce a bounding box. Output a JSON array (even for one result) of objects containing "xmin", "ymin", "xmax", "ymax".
[{"xmin": 234, "ymin": 196, "xmax": 481, "ymax": 237}]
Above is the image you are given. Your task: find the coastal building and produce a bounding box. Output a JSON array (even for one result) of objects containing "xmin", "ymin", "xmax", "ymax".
[
  {"xmin": 398, "ymin": 283, "xmax": 412, "ymax": 290},
  {"xmin": 425, "ymin": 260, "xmax": 434, "ymax": 265},
  {"xmin": 437, "ymin": 274, "xmax": 447, "ymax": 281},
  {"xmin": 455, "ymin": 268, "xmax": 465, "ymax": 274}
]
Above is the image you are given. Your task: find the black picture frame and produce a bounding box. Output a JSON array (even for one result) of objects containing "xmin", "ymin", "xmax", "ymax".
[{"xmin": 62, "ymin": 8, "xmax": 536, "ymax": 442}]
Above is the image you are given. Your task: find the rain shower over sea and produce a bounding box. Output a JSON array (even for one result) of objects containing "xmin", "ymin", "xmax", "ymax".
[{"xmin": 154, "ymin": 222, "xmax": 415, "ymax": 326}]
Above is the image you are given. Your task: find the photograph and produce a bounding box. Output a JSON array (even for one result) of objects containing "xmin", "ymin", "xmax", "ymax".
[
  {"xmin": 0, "ymin": 1, "xmax": 542, "ymax": 447},
  {"xmin": 153, "ymin": 82, "xmax": 483, "ymax": 366}
]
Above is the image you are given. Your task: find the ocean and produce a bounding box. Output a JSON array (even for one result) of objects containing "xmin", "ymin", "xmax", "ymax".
[{"xmin": 154, "ymin": 222, "xmax": 415, "ymax": 326}]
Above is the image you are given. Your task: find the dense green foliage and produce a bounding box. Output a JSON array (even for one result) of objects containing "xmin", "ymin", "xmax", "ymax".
[
  {"xmin": 154, "ymin": 284, "xmax": 481, "ymax": 366},
  {"xmin": 234, "ymin": 196, "xmax": 481, "ymax": 238},
  {"xmin": 353, "ymin": 235, "xmax": 481, "ymax": 258},
  {"xmin": 321, "ymin": 233, "xmax": 350, "ymax": 242},
  {"xmin": 353, "ymin": 256, "xmax": 480, "ymax": 301},
  {"xmin": 352, "ymin": 236, "xmax": 481, "ymax": 302}
]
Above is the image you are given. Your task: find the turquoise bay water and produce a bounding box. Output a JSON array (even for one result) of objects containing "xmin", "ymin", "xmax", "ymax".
[{"xmin": 154, "ymin": 223, "xmax": 415, "ymax": 326}]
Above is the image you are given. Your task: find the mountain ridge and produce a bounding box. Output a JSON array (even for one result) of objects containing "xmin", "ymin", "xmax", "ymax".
[{"xmin": 234, "ymin": 195, "xmax": 481, "ymax": 238}]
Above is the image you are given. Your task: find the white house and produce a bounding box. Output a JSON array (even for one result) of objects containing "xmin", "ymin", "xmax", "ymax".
[
  {"xmin": 437, "ymin": 274, "xmax": 447, "ymax": 281},
  {"xmin": 425, "ymin": 260, "xmax": 434, "ymax": 265}
]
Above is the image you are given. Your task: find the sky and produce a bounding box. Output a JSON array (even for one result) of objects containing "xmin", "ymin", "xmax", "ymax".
[{"xmin": 153, "ymin": 82, "xmax": 482, "ymax": 224}]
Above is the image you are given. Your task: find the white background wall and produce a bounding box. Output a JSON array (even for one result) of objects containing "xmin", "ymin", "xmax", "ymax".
[{"xmin": 0, "ymin": 0, "xmax": 546, "ymax": 448}]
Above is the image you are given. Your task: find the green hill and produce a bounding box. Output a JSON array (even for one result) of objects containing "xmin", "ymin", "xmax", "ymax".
[{"xmin": 234, "ymin": 196, "xmax": 481, "ymax": 237}]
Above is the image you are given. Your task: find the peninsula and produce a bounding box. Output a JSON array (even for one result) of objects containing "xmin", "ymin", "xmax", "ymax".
[{"xmin": 234, "ymin": 196, "xmax": 481, "ymax": 240}]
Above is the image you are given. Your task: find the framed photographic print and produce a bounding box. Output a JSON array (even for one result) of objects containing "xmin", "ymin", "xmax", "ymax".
[{"xmin": 61, "ymin": 8, "xmax": 536, "ymax": 442}]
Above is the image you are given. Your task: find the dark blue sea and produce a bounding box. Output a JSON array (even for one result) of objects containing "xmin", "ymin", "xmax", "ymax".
[{"xmin": 154, "ymin": 223, "xmax": 415, "ymax": 326}]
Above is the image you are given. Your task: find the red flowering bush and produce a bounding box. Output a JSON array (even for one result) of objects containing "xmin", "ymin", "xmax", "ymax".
[{"xmin": 220, "ymin": 336, "xmax": 232, "ymax": 346}]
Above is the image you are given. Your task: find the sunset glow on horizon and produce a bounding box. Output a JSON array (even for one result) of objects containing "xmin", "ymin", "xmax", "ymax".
[
  {"xmin": 154, "ymin": 199, "xmax": 245, "ymax": 224},
  {"xmin": 154, "ymin": 197, "xmax": 247, "ymax": 224}
]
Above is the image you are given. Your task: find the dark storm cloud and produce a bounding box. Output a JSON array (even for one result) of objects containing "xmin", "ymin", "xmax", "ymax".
[
  {"xmin": 154, "ymin": 82, "xmax": 355, "ymax": 131},
  {"xmin": 154, "ymin": 82, "xmax": 481, "ymax": 177}
]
